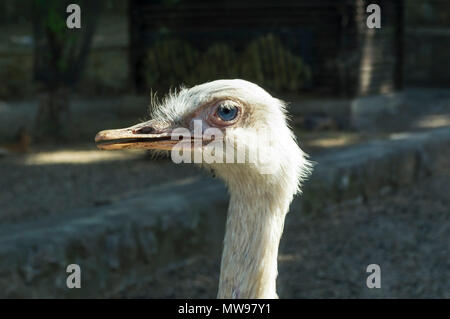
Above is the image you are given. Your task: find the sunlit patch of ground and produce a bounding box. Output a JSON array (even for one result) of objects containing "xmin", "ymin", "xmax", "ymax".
[
  {"xmin": 294, "ymin": 129, "xmax": 387, "ymax": 153},
  {"xmin": 22, "ymin": 149, "xmax": 142, "ymax": 165},
  {"xmin": 414, "ymin": 114, "xmax": 450, "ymax": 129},
  {"xmin": 305, "ymin": 133, "xmax": 360, "ymax": 148}
]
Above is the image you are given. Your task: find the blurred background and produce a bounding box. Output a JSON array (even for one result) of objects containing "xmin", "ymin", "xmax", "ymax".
[{"xmin": 0, "ymin": 0, "xmax": 448, "ymax": 298}]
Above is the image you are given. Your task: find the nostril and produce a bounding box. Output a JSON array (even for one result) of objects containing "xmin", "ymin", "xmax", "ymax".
[{"xmin": 132, "ymin": 126, "xmax": 155, "ymax": 134}]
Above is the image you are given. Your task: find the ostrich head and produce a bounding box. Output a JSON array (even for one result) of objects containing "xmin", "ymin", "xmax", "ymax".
[
  {"xmin": 95, "ymin": 79, "xmax": 312, "ymax": 298},
  {"xmin": 96, "ymin": 80, "xmax": 310, "ymax": 191}
]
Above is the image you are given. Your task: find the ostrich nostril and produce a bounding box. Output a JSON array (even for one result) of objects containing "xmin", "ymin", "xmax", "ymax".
[{"xmin": 132, "ymin": 126, "xmax": 155, "ymax": 134}]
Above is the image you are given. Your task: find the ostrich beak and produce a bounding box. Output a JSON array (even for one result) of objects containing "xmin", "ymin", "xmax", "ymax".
[{"xmin": 95, "ymin": 122, "xmax": 179, "ymax": 151}]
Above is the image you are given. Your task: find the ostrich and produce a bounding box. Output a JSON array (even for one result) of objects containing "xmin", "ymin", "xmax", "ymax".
[{"xmin": 95, "ymin": 79, "xmax": 312, "ymax": 298}]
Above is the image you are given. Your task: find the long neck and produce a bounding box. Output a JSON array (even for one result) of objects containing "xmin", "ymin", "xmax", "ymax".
[{"xmin": 217, "ymin": 182, "xmax": 291, "ymax": 299}]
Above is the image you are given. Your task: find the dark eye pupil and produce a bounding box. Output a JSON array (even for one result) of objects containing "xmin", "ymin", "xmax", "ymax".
[{"xmin": 218, "ymin": 105, "xmax": 238, "ymax": 121}]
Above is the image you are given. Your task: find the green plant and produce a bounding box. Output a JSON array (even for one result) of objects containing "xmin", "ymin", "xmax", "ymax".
[
  {"xmin": 239, "ymin": 34, "xmax": 311, "ymax": 92},
  {"xmin": 143, "ymin": 34, "xmax": 311, "ymax": 94}
]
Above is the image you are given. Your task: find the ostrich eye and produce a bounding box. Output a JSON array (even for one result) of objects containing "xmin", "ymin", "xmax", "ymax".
[{"xmin": 217, "ymin": 104, "xmax": 238, "ymax": 121}]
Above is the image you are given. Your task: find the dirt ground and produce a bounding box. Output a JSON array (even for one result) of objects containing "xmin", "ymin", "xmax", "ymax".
[
  {"xmin": 115, "ymin": 156, "xmax": 450, "ymax": 299},
  {"xmin": 0, "ymin": 148, "xmax": 202, "ymax": 223}
]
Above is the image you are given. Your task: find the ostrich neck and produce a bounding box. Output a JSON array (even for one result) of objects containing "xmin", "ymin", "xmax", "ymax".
[{"xmin": 217, "ymin": 183, "xmax": 290, "ymax": 299}]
